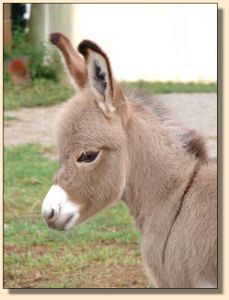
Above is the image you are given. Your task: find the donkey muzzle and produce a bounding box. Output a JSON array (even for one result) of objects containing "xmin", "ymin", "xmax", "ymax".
[{"xmin": 41, "ymin": 185, "xmax": 80, "ymax": 231}]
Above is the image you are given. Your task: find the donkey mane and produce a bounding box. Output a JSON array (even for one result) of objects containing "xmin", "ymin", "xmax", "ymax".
[{"xmin": 125, "ymin": 89, "xmax": 208, "ymax": 162}]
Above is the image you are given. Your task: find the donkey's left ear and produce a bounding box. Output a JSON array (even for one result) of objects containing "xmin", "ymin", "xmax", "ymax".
[{"xmin": 78, "ymin": 40, "xmax": 124, "ymax": 114}]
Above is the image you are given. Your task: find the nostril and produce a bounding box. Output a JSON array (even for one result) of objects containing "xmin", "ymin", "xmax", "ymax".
[
  {"xmin": 48, "ymin": 209, "xmax": 55, "ymax": 220},
  {"xmin": 41, "ymin": 207, "xmax": 58, "ymax": 223}
]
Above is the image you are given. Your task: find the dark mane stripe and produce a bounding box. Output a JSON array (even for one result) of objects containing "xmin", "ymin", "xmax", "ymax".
[{"xmin": 126, "ymin": 89, "xmax": 208, "ymax": 162}]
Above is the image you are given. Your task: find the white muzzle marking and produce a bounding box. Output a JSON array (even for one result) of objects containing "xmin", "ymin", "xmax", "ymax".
[{"xmin": 41, "ymin": 185, "xmax": 80, "ymax": 231}]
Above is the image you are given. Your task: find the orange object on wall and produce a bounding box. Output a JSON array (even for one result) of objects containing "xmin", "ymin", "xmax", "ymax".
[{"xmin": 8, "ymin": 59, "xmax": 29, "ymax": 84}]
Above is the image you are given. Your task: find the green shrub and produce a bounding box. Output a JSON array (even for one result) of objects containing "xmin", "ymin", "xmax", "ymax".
[{"xmin": 4, "ymin": 27, "xmax": 62, "ymax": 82}]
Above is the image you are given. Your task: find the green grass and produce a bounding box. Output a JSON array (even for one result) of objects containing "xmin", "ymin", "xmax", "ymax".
[
  {"xmin": 4, "ymin": 79, "xmax": 74, "ymax": 110},
  {"xmin": 4, "ymin": 115, "xmax": 19, "ymax": 122},
  {"xmin": 4, "ymin": 144, "xmax": 147, "ymax": 288},
  {"xmin": 121, "ymin": 80, "xmax": 217, "ymax": 94},
  {"xmin": 4, "ymin": 79, "xmax": 217, "ymax": 111}
]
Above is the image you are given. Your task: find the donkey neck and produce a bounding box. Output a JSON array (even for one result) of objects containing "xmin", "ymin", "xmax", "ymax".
[{"xmin": 123, "ymin": 102, "xmax": 197, "ymax": 233}]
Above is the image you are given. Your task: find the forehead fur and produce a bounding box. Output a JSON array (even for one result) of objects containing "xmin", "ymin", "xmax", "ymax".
[{"xmin": 55, "ymin": 88, "xmax": 125, "ymax": 152}]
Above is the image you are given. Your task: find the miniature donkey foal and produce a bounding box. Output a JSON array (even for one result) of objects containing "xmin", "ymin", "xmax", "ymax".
[{"xmin": 41, "ymin": 33, "xmax": 217, "ymax": 288}]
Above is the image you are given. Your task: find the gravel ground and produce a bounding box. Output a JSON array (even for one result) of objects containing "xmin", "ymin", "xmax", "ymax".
[
  {"xmin": 4, "ymin": 93, "xmax": 217, "ymax": 158},
  {"xmin": 157, "ymin": 93, "xmax": 217, "ymax": 158}
]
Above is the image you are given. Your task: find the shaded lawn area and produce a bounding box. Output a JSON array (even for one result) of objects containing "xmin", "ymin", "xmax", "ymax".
[
  {"xmin": 4, "ymin": 79, "xmax": 216, "ymax": 110},
  {"xmin": 4, "ymin": 145, "xmax": 148, "ymax": 288},
  {"xmin": 4, "ymin": 79, "xmax": 75, "ymax": 110}
]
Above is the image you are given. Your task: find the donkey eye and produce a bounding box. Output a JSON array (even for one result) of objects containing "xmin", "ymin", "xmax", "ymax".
[{"xmin": 77, "ymin": 151, "xmax": 99, "ymax": 163}]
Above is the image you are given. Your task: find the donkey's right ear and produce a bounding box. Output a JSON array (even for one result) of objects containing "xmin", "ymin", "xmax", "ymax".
[
  {"xmin": 78, "ymin": 40, "xmax": 123, "ymax": 114},
  {"xmin": 50, "ymin": 33, "xmax": 87, "ymax": 88}
]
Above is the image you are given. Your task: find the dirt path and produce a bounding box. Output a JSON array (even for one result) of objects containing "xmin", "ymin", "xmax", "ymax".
[
  {"xmin": 4, "ymin": 93, "xmax": 217, "ymax": 158},
  {"xmin": 158, "ymin": 93, "xmax": 217, "ymax": 158}
]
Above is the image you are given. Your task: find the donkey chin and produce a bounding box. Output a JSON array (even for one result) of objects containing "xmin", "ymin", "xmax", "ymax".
[{"xmin": 41, "ymin": 185, "xmax": 80, "ymax": 231}]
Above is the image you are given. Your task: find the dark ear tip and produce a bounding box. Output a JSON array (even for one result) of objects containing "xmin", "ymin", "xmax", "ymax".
[
  {"xmin": 49, "ymin": 32, "xmax": 62, "ymax": 45},
  {"xmin": 78, "ymin": 40, "xmax": 104, "ymax": 58},
  {"xmin": 78, "ymin": 40, "xmax": 89, "ymax": 56}
]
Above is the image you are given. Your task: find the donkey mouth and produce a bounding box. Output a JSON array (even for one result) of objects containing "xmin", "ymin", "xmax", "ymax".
[{"xmin": 47, "ymin": 214, "xmax": 76, "ymax": 231}]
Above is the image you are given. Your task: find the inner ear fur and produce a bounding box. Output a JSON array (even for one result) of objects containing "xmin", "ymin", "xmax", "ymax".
[
  {"xmin": 78, "ymin": 40, "xmax": 125, "ymax": 113},
  {"xmin": 78, "ymin": 40, "xmax": 114, "ymax": 97}
]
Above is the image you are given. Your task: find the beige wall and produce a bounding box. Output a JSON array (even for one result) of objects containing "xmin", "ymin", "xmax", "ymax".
[
  {"xmin": 32, "ymin": 3, "xmax": 217, "ymax": 82},
  {"xmin": 29, "ymin": 4, "xmax": 75, "ymax": 45}
]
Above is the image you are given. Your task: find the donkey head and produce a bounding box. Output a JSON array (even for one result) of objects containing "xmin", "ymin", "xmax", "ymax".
[{"xmin": 41, "ymin": 33, "xmax": 128, "ymax": 230}]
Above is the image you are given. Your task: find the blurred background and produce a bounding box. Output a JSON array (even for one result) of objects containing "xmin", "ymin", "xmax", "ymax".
[
  {"xmin": 4, "ymin": 3, "xmax": 217, "ymax": 288},
  {"xmin": 4, "ymin": 3, "xmax": 216, "ymax": 82}
]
